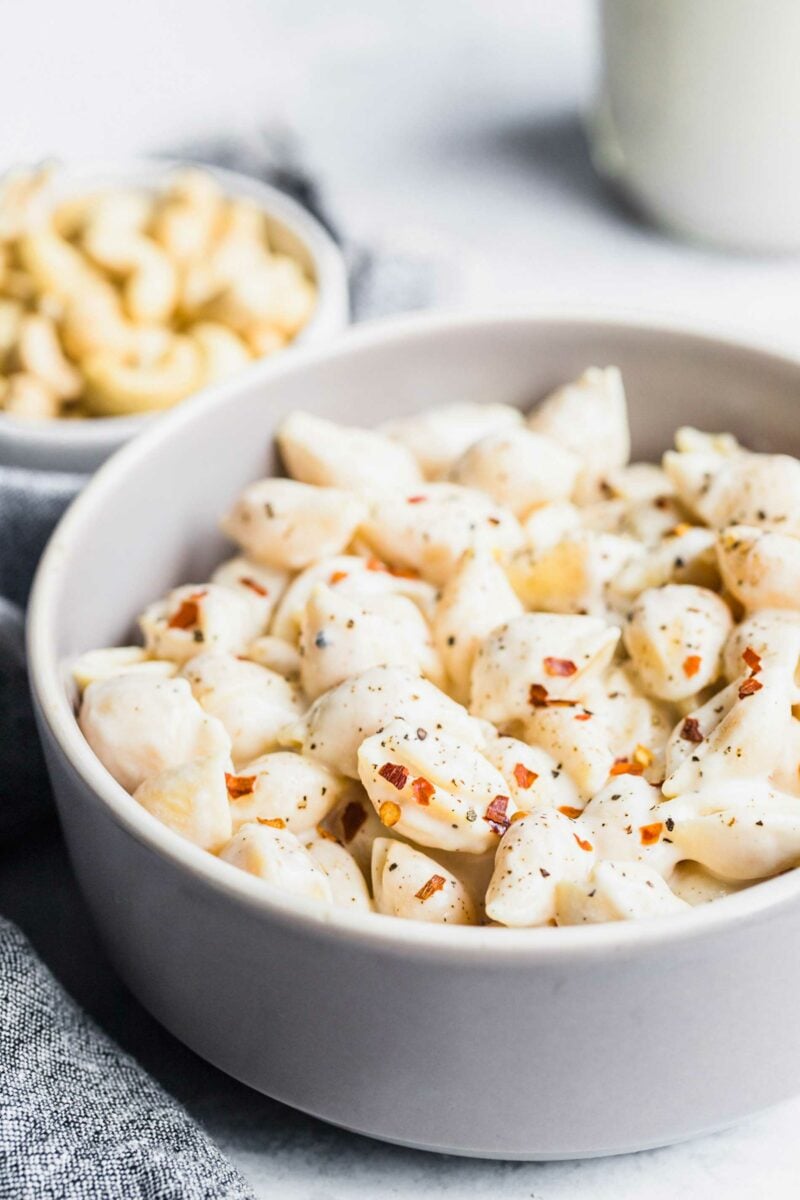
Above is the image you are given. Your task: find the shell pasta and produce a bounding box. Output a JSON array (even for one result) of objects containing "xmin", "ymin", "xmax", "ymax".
[{"xmin": 74, "ymin": 367, "xmax": 800, "ymax": 927}]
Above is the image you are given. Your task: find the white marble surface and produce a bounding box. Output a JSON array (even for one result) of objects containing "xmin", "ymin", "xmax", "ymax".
[{"xmin": 4, "ymin": 2, "xmax": 800, "ymax": 1196}]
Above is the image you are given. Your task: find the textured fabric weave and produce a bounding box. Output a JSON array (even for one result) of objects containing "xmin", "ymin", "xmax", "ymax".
[{"xmin": 0, "ymin": 918, "xmax": 255, "ymax": 1200}]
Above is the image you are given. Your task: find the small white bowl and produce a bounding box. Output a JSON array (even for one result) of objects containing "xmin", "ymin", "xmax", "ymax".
[
  {"xmin": 0, "ymin": 158, "xmax": 349, "ymax": 474},
  {"xmin": 26, "ymin": 312, "xmax": 800, "ymax": 1158}
]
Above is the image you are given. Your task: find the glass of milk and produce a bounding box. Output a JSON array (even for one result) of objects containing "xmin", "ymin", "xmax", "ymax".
[{"xmin": 590, "ymin": 0, "xmax": 800, "ymax": 252}]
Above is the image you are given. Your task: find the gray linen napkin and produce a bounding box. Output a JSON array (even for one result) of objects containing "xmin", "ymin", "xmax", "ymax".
[
  {"xmin": 0, "ymin": 468, "xmax": 86, "ymax": 839},
  {"xmin": 0, "ymin": 916, "xmax": 255, "ymax": 1200},
  {"xmin": 0, "ymin": 133, "xmax": 445, "ymax": 1199}
]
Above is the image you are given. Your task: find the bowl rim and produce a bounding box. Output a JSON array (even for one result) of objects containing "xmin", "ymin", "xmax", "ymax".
[
  {"xmin": 26, "ymin": 307, "xmax": 800, "ymax": 960},
  {"xmin": 0, "ymin": 155, "xmax": 349, "ymax": 455}
]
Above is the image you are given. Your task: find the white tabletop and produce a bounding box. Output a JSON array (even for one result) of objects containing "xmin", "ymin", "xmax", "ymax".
[{"xmin": 4, "ymin": 2, "xmax": 800, "ymax": 1195}]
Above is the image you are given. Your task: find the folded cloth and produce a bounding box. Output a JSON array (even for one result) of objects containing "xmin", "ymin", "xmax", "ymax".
[
  {"xmin": 0, "ymin": 917, "xmax": 255, "ymax": 1200},
  {"xmin": 0, "ymin": 599, "xmax": 52, "ymax": 842},
  {"xmin": 0, "ymin": 466, "xmax": 85, "ymax": 609},
  {"xmin": 0, "ymin": 468, "xmax": 84, "ymax": 835}
]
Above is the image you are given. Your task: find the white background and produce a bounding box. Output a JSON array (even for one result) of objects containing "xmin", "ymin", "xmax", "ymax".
[
  {"xmin": 3, "ymin": 0, "xmax": 799, "ymax": 349},
  {"xmin": 2, "ymin": 1, "xmax": 800, "ymax": 1195}
]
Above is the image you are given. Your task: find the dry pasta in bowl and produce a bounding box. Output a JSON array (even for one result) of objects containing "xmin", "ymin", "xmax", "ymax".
[{"xmin": 72, "ymin": 365, "xmax": 800, "ymax": 927}]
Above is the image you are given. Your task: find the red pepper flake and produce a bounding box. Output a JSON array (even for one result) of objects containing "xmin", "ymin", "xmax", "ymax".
[
  {"xmin": 573, "ymin": 832, "xmax": 593, "ymax": 852},
  {"xmin": 315, "ymin": 824, "xmax": 339, "ymax": 842},
  {"xmin": 411, "ymin": 776, "xmax": 435, "ymax": 806},
  {"xmin": 513, "ymin": 762, "xmax": 538, "ymax": 789},
  {"xmin": 680, "ymin": 717, "xmax": 703, "ymax": 743},
  {"xmin": 257, "ymin": 816, "xmax": 285, "ymax": 829},
  {"xmin": 682, "ymin": 654, "xmax": 702, "ymax": 679},
  {"xmin": 167, "ymin": 590, "xmax": 206, "ymax": 629},
  {"xmin": 544, "ymin": 656, "xmax": 578, "ymax": 677},
  {"xmin": 225, "ymin": 773, "xmax": 257, "ymax": 800},
  {"xmin": 406, "ymin": 495, "xmax": 427, "ymax": 504},
  {"xmin": 528, "ymin": 684, "xmax": 578, "ymax": 709},
  {"xmin": 742, "ymin": 646, "xmax": 762, "ymax": 674},
  {"xmin": 341, "ymin": 800, "xmax": 367, "ymax": 842},
  {"xmin": 239, "ymin": 575, "xmax": 269, "ymax": 597},
  {"xmin": 379, "ymin": 800, "xmax": 402, "ymax": 827},
  {"xmin": 364, "ymin": 557, "xmax": 412, "ymax": 579},
  {"xmin": 738, "ymin": 677, "xmax": 763, "ymax": 699},
  {"xmin": 574, "ymin": 711, "xmax": 592, "ymax": 722},
  {"xmin": 415, "ymin": 874, "xmax": 446, "ymax": 901},
  {"xmin": 639, "ymin": 821, "xmax": 663, "ymax": 846},
  {"xmin": 558, "ymin": 805, "xmax": 583, "ymax": 820},
  {"xmin": 378, "ymin": 762, "xmax": 409, "ymax": 790},
  {"xmin": 609, "ymin": 759, "xmax": 644, "ymax": 777},
  {"xmin": 329, "ymin": 570, "xmax": 349, "ymax": 585},
  {"xmin": 484, "ymin": 795, "xmax": 511, "ymax": 834}
]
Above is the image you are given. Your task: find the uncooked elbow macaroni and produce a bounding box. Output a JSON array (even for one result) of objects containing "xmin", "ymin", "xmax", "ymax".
[
  {"xmin": 0, "ymin": 165, "xmax": 316, "ymax": 420},
  {"xmin": 74, "ymin": 369, "xmax": 800, "ymax": 927}
]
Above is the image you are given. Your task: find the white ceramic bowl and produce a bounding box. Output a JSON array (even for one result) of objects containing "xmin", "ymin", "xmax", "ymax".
[
  {"xmin": 0, "ymin": 158, "xmax": 349, "ymax": 474},
  {"xmin": 26, "ymin": 313, "xmax": 800, "ymax": 1159}
]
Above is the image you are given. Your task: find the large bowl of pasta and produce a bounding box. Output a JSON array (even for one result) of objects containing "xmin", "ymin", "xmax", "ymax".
[{"xmin": 26, "ymin": 311, "xmax": 800, "ymax": 1158}]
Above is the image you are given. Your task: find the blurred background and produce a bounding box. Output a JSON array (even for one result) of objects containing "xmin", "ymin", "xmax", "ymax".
[{"xmin": 3, "ymin": 0, "xmax": 797, "ymax": 346}]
